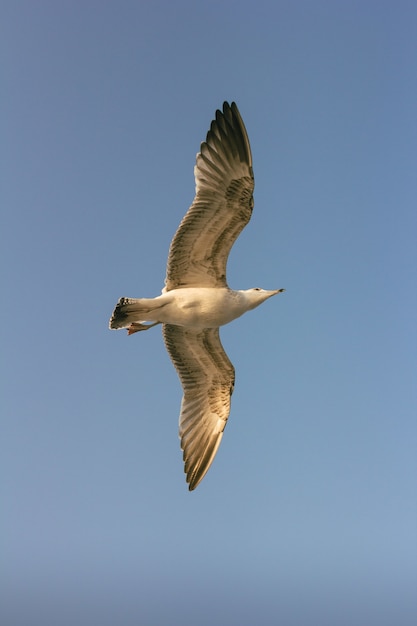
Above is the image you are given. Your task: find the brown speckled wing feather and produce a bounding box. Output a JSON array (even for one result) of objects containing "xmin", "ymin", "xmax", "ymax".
[
  {"xmin": 163, "ymin": 324, "xmax": 235, "ymax": 490},
  {"xmin": 164, "ymin": 102, "xmax": 254, "ymax": 291}
]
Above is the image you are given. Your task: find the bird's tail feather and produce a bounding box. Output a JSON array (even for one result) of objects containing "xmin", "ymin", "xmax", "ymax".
[{"xmin": 109, "ymin": 297, "xmax": 161, "ymax": 330}]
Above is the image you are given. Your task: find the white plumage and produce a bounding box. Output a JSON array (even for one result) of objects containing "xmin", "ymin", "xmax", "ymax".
[{"xmin": 110, "ymin": 102, "xmax": 284, "ymax": 490}]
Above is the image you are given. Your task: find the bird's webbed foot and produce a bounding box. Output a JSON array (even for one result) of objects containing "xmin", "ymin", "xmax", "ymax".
[{"xmin": 127, "ymin": 322, "xmax": 160, "ymax": 335}]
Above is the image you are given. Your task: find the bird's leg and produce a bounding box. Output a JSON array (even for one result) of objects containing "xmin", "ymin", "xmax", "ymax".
[{"xmin": 127, "ymin": 321, "xmax": 161, "ymax": 335}]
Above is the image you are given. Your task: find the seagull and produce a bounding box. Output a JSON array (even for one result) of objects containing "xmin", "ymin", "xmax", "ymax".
[{"xmin": 109, "ymin": 102, "xmax": 285, "ymax": 491}]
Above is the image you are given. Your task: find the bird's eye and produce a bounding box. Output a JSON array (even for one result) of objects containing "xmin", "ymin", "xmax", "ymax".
[{"xmin": 254, "ymin": 288, "xmax": 261, "ymax": 291}]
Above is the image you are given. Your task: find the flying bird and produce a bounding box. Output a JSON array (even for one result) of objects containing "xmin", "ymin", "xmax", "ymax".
[{"xmin": 109, "ymin": 102, "xmax": 285, "ymax": 490}]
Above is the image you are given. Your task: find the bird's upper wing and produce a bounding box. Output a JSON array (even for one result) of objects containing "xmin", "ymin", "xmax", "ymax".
[
  {"xmin": 164, "ymin": 102, "xmax": 254, "ymax": 291},
  {"xmin": 163, "ymin": 324, "xmax": 235, "ymax": 490}
]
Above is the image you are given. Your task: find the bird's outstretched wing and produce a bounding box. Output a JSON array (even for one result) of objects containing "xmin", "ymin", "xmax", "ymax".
[
  {"xmin": 163, "ymin": 324, "xmax": 235, "ymax": 490},
  {"xmin": 164, "ymin": 102, "xmax": 254, "ymax": 291}
]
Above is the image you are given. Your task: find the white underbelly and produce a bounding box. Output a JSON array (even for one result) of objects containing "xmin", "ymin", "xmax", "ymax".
[{"xmin": 157, "ymin": 287, "xmax": 244, "ymax": 328}]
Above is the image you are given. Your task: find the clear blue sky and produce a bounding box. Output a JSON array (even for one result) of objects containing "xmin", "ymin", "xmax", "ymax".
[{"xmin": 2, "ymin": 1, "xmax": 416, "ymax": 624}]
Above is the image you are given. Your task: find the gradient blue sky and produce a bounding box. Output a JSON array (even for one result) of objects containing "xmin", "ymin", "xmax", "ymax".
[{"xmin": 2, "ymin": 2, "xmax": 416, "ymax": 624}]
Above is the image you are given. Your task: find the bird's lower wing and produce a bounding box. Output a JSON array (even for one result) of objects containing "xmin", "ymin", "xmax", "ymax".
[{"xmin": 163, "ymin": 324, "xmax": 235, "ymax": 490}]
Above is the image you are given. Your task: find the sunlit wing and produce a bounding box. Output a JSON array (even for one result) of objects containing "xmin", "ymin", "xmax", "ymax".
[
  {"xmin": 164, "ymin": 102, "xmax": 254, "ymax": 291},
  {"xmin": 163, "ymin": 324, "xmax": 235, "ymax": 490}
]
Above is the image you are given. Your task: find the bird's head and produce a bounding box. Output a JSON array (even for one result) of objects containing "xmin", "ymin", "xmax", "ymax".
[{"xmin": 242, "ymin": 287, "xmax": 285, "ymax": 310}]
